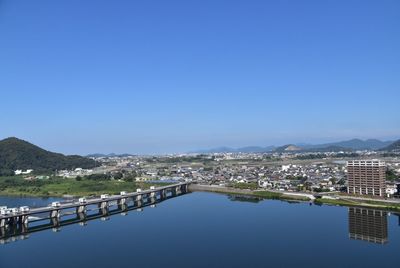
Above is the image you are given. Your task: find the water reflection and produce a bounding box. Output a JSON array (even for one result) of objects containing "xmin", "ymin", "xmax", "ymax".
[
  {"xmin": 0, "ymin": 191, "xmax": 182, "ymax": 244},
  {"xmin": 394, "ymin": 213, "xmax": 400, "ymax": 226},
  {"xmin": 227, "ymin": 194, "xmax": 263, "ymax": 203},
  {"xmin": 1, "ymin": 192, "xmax": 398, "ymax": 249},
  {"xmin": 348, "ymin": 207, "xmax": 388, "ymax": 244}
]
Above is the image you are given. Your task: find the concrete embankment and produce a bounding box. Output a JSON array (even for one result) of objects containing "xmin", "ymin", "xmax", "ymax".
[
  {"xmin": 188, "ymin": 184, "xmax": 312, "ymax": 201},
  {"xmin": 189, "ymin": 184, "xmax": 254, "ymax": 195}
]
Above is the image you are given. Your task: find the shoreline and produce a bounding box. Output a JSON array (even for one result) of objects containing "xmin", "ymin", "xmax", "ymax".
[
  {"xmin": 189, "ymin": 184, "xmax": 400, "ymax": 212},
  {"xmin": 2, "ymin": 183, "xmax": 400, "ymax": 213},
  {"xmin": 0, "ymin": 191, "xmax": 72, "ymax": 199},
  {"xmin": 0, "ymin": 181, "xmax": 172, "ymax": 199},
  {"xmin": 189, "ymin": 184, "xmax": 312, "ymax": 202}
]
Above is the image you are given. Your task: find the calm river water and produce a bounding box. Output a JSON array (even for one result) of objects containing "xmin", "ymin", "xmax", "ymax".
[{"xmin": 0, "ymin": 192, "xmax": 399, "ymax": 268}]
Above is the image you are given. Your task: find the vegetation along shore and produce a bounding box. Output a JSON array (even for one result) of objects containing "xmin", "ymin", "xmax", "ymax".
[{"xmin": 0, "ymin": 175, "xmax": 169, "ymax": 198}]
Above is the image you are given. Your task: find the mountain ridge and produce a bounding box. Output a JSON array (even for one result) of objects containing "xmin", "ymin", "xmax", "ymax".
[
  {"xmin": 191, "ymin": 138, "xmax": 395, "ymax": 153},
  {"xmin": 0, "ymin": 137, "xmax": 100, "ymax": 175},
  {"xmin": 380, "ymin": 139, "xmax": 400, "ymax": 152}
]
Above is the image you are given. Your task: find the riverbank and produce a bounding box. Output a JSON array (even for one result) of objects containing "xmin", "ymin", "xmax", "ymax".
[
  {"xmin": 189, "ymin": 184, "xmax": 311, "ymax": 202},
  {"xmin": 189, "ymin": 184, "xmax": 400, "ymax": 212},
  {"xmin": 314, "ymin": 197, "xmax": 400, "ymax": 211},
  {"xmin": 0, "ymin": 176, "xmax": 171, "ymax": 198},
  {"xmin": 3, "ymin": 177, "xmax": 400, "ymax": 212}
]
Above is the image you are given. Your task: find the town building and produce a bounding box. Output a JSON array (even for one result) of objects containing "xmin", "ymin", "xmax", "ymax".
[{"xmin": 347, "ymin": 160, "xmax": 386, "ymax": 196}]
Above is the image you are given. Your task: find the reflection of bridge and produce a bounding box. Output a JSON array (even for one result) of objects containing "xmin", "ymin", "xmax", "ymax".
[
  {"xmin": 0, "ymin": 182, "xmax": 190, "ymax": 244},
  {"xmin": 348, "ymin": 207, "xmax": 388, "ymax": 244}
]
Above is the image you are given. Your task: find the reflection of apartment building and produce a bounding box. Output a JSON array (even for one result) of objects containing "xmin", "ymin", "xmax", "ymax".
[
  {"xmin": 347, "ymin": 160, "xmax": 386, "ymax": 196},
  {"xmin": 348, "ymin": 207, "xmax": 388, "ymax": 244}
]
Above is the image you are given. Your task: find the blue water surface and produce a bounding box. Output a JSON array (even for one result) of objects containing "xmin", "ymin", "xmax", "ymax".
[{"xmin": 0, "ymin": 192, "xmax": 399, "ymax": 268}]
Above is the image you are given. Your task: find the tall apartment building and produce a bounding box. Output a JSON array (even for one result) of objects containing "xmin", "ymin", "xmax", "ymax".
[{"xmin": 347, "ymin": 160, "xmax": 386, "ymax": 196}]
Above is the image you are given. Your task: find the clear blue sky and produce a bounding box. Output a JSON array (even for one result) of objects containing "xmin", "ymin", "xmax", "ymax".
[{"xmin": 1, "ymin": 0, "xmax": 399, "ymax": 155}]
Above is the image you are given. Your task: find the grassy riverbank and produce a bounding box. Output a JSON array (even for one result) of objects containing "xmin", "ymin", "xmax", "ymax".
[
  {"xmin": 0, "ymin": 176, "xmax": 170, "ymax": 198},
  {"xmin": 190, "ymin": 185, "xmax": 311, "ymax": 202},
  {"xmin": 315, "ymin": 197, "xmax": 400, "ymax": 211},
  {"xmin": 314, "ymin": 198, "xmax": 356, "ymax": 207}
]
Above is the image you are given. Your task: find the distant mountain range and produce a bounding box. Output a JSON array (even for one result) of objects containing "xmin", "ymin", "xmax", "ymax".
[
  {"xmin": 193, "ymin": 139, "xmax": 397, "ymax": 153},
  {"xmin": 86, "ymin": 153, "xmax": 135, "ymax": 158},
  {"xmin": 0, "ymin": 137, "xmax": 100, "ymax": 175},
  {"xmin": 193, "ymin": 146, "xmax": 276, "ymax": 154},
  {"xmin": 300, "ymin": 139, "xmax": 393, "ymax": 151}
]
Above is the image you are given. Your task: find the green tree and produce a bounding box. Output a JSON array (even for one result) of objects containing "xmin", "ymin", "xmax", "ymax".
[
  {"xmin": 113, "ymin": 172, "xmax": 123, "ymax": 180},
  {"xmin": 386, "ymin": 169, "xmax": 398, "ymax": 181}
]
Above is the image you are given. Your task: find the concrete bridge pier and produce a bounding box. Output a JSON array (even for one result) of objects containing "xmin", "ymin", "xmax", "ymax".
[
  {"xmin": 77, "ymin": 212, "xmax": 86, "ymax": 221},
  {"xmin": 182, "ymin": 184, "xmax": 188, "ymax": 193},
  {"xmin": 19, "ymin": 222, "xmax": 28, "ymax": 233},
  {"xmin": 171, "ymin": 187, "xmax": 178, "ymax": 196},
  {"xmin": 51, "ymin": 217, "xmax": 60, "ymax": 227},
  {"xmin": 99, "ymin": 201, "xmax": 108, "ymax": 209},
  {"xmin": 19, "ymin": 215, "xmax": 29, "ymax": 226},
  {"xmin": 76, "ymin": 212, "xmax": 86, "ymax": 221},
  {"xmin": 149, "ymin": 196, "xmax": 156, "ymax": 204},
  {"xmin": 0, "ymin": 218, "xmax": 6, "ymax": 228},
  {"xmin": 136, "ymin": 199, "xmax": 142, "ymax": 208},
  {"xmin": 0, "ymin": 226, "xmax": 5, "ymax": 237},
  {"xmin": 77, "ymin": 212, "xmax": 87, "ymax": 226},
  {"xmin": 118, "ymin": 203, "xmax": 128, "ymax": 211},
  {"xmin": 76, "ymin": 205, "xmax": 86, "ymax": 214},
  {"xmin": 136, "ymin": 194, "xmax": 142, "ymax": 202},
  {"xmin": 174, "ymin": 186, "xmax": 181, "ymax": 195},
  {"xmin": 100, "ymin": 207, "xmax": 109, "ymax": 216},
  {"xmin": 160, "ymin": 189, "xmax": 166, "ymax": 199},
  {"xmin": 50, "ymin": 210, "xmax": 60, "ymax": 218},
  {"xmin": 119, "ymin": 198, "xmax": 127, "ymax": 205}
]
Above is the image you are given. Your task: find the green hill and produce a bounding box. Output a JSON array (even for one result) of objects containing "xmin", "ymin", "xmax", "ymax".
[
  {"xmin": 274, "ymin": 144, "xmax": 303, "ymax": 152},
  {"xmin": 0, "ymin": 137, "xmax": 100, "ymax": 175},
  {"xmin": 381, "ymin": 139, "xmax": 400, "ymax": 152}
]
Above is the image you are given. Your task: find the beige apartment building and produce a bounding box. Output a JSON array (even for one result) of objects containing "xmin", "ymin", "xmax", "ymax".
[{"xmin": 347, "ymin": 160, "xmax": 386, "ymax": 197}]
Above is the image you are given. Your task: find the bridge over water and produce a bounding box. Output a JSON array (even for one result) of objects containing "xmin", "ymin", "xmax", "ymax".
[{"xmin": 0, "ymin": 182, "xmax": 190, "ymax": 243}]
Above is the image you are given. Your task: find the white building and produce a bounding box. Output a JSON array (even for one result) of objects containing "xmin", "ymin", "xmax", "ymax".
[{"xmin": 14, "ymin": 169, "xmax": 33, "ymax": 175}]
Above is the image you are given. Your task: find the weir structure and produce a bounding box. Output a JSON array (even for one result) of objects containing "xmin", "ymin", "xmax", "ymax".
[{"xmin": 0, "ymin": 182, "xmax": 190, "ymax": 244}]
